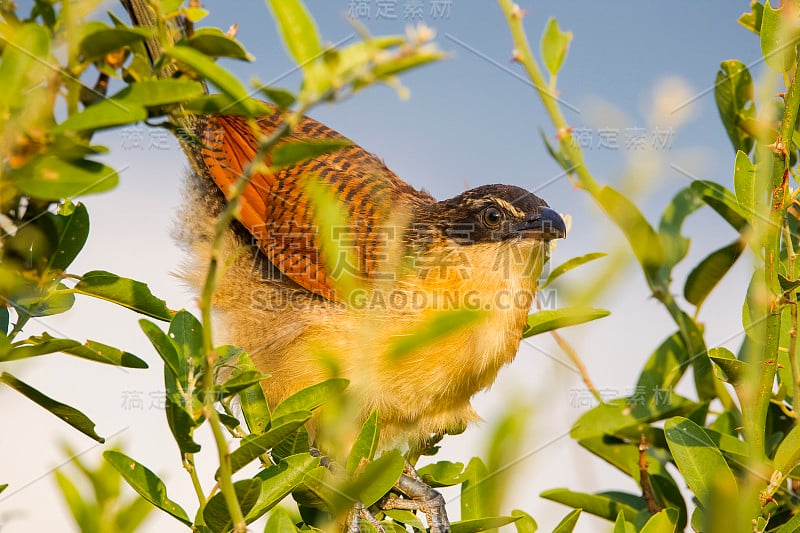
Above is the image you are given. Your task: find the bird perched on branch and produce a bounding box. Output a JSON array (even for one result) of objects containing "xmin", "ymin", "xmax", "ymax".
[
  {"xmin": 122, "ymin": 1, "xmax": 565, "ymax": 531},
  {"xmin": 176, "ymin": 109, "xmax": 565, "ymax": 447}
]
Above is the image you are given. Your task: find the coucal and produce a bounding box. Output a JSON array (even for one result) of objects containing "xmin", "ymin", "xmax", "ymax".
[
  {"xmin": 121, "ymin": 1, "xmax": 565, "ymax": 529},
  {"xmin": 175, "ymin": 109, "xmax": 566, "ymax": 451}
]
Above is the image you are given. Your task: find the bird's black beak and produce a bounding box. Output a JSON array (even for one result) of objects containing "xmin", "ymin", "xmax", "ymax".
[{"xmin": 512, "ymin": 207, "xmax": 567, "ymax": 240}]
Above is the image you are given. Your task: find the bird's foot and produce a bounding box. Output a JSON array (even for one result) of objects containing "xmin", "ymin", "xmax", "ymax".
[
  {"xmin": 347, "ymin": 502, "xmax": 386, "ymax": 533},
  {"xmin": 381, "ymin": 463, "xmax": 450, "ymax": 533}
]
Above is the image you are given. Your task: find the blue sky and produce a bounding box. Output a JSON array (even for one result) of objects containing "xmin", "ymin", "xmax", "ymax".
[{"xmin": 0, "ymin": 2, "xmax": 769, "ymax": 532}]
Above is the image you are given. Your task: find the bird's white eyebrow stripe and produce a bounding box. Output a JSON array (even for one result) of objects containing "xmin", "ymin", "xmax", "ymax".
[{"xmin": 493, "ymin": 198, "xmax": 525, "ymax": 218}]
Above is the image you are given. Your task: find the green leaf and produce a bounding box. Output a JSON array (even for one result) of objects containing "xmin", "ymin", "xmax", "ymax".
[
  {"xmin": 417, "ymin": 461, "xmax": 467, "ymax": 487},
  {"xmin": 664, "ymin": 417, "xmax": 738, "ymax": 508},
  {"xmin": 104, "ymin": 451, "xmax": 190, "ymax": 525},
  {"xmin": 596, "ymin": 186, "xmax": 664, "ymax": 286},
  {"xmin": 271, "ymin": 138, "xmax": 351, "ymax": 169},
  {"xmin": 236, "ymin": 352, "xmax": 271, "ymax": 434},
  {"xmin": 246, "ymin": 453, "xmax": 320, "ymax": 522},
  {"xmin": 540, "ymin": 488, "xmax": 643, "ymax": 523},
  {"xmin": 165, "ymin": 44, "xmax": 259, "ymax": 117},
  {"xmin": 511, "ymin": 510, "xmax": 538, "ymax": 533},
  {"xmin": 11, "ymin": 156, "xmax": 119, "ymax": 199},
  {"xmin": 75, "ymin": 271, "xmax": 172, "ymax": 320},
  {"xmin": 227, "ymin": 411, "xmax": 311, "ymax": 475},
  {"xmin": 18, "ymin": 334, "xmax": 148, "ymax": 368},
  {"xmin": 264, "ymin": 507, "xmax": 299, "ymax": 533},
  {"xmin": 542, "ymin": 252, "xmax": 606, "ymax": 288},
  {"xmin": 714, "ymin": 60, "xmax": 755, "ymax": 153},
  {"xmin": 258, "ymin": 86, "xmax": 297, "ymax": 109},
  {"xmin": 168, "ymin": 310, "xmax": 204, "ymax": 369},
  {"xmin": 708, "ymin": 347, "xmax": 749, "ymax": 386},
  {"xmin": 522, "ymin": 307, "xmax": 609, "ymax": 338},
  {"xmin": 57, "ymin": 99, "xmax": 147, "ymax": 132},
  {"xmin": 203, "ymin": 479, "xmax": 261, "ymax": 532},
  {"xmin": 774, "ymin": 510, "xmax": 800, "ymax": 532},
  {"xmin": 383, "ymin": 510, "xmax": 426, "ymax": 531},
  {"xmin": 613, "ymin": 511, "xmax": 635, "ymax": 533},
  {"xmin": 388, "ymin": 308, "xmax": 485, "ymax": 359},
  {"xmin": 684, "ymin": 239, "xmax": 745, "ymax": 308},
  {"xmin": 271, "ymin": 425, "xmax": 309, "ymax": 462},
  {"xmin": 552, "ymin": 509, "xmax": 581, "ymax": 533},
  {"xmin": 658, "ymin": 186, "xmax": 704, "ymax": 276},
  {"xmin": 184, "ymin": 94, "xmax": 272, "ymax": 117},
  {"xmin": 738, "ymin": 1, "xmax": 763, "ymax": 34},
  {"xmin": 733, "ymin": 150, "xmax": 755, "ymax": 220},
  {"xmin": 266, "ymin": 0, "xmax": 322, "ymax": 68},
  {"xmin": 0, "ymin": 308, "xmax": 8, "ymax": 335},
  {"xmin": 636, "ymin": 331, "xmax": 689, "ymax": 395},
  {"xmin": 348, "ymin": 449, "xmax": 405, "ymax": 508},
  {"xmin": 165, "ymin": 395, "xmax": 201, "ymax": 454},
  {"xmin": 271, "ymin": 378, "xmax": 349, "ymax": 420},
  {"xmin": 0, "ymin": 372, "xmax": 104, "ymax": 442},
  {"xmin": 139, "ymin": 319, "xmax": 181, "ymax": 380},
  {"xmin": 690, "ymin": 180, "xmax": 749, "ymax": 232},
  {"xmin": 450, "ymin": 516, "xmax": 521, "ymax": 533},
  {"xmin": 346, "ymin": 410, "xmax": 380, "ymax": 474},
  {"xmin": 773, "ymin": 422, "xmax": 800, "ymax": 479},
  {"xmin": 540, "ymin": 17, "xmax": 572, "ymax": 76},
  {"xmin": 0, "ymin": 23, "xmax": 50, "ymax": 114},
  {"xmin": 79, "ymin": 26, "xmax": 151, "ymax": 61},
  {"xmin": 185, "ymin": 27, "xmax": 254, "ymax": 61},
  {"xmin": 540, "ymin": 128, "xmax": 573, "ymax": 173},
  {"xmin": 217, "ymin": 369, "xmax": 267, "ymax": 396},
  {"xmin": 761, "ymin": 0, "xmax": 798, "ymax": 72},
  {"xmin": 43, "ymin": 202, "xmax": 90, "ymax": 272},
  {"xmin": 571, "ymin": 394, "xmax": 701, "ymax": 441},
  {"xmin": 461, "ymin": 457, "xmax": 490, "ymax": 521},
  {"xmin": 639, "ymin": 509, "xmax": 679, "ymax": 533},
  {"xmin": 1, "ymin": 335, "xmax": 80, "ymax": 361},
  {"xmin": 0, "ymin": 483, "xmax": 6, "ymax": 495}
]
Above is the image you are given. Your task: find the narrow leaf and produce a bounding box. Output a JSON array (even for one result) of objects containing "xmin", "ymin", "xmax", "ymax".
[
  {"xmin": 104, "ymin": 451, "xmax": 190, "ymax": 525},
  {"xmin": 185, "ymin": 27, "xmax": 254, "ymax": 60},
  {"xmin": 1, "ymin": 372, "xmax": 104, "ymax": 442},
  {"xmin": 540, "ymin": 488, "xmax": 643, "ymax": 523},
  {"xmin": 552, "ymin": 509, "xmax": 582, "ymax": 533},
  {"xmin": 540, "ymin": 17, "xmax": 572, "ymax": 76},
  {"xmin": 690, "ymin": 180, "xmax": 749, "ymax": 232},
  {"xmin": 11, "ymin": 156, "xmax": 119, "ymax": 199},
  {"xmin": 271, "ymin": 378, "xmax": 349, "ymax": 420},
  {"xmin": 451, "ymin": 516, "xmax": 521, "ymax": 533},
  {"xmin": 266, "ymin": 0, "xmax": 322, "ymax": 68},
  {"xmin": 271, "ymin": 139, "xmax": 351, "ymax": 169},
  {"xmin": 246, "ymin": 453, "xmax": 320, "ymax": 522},
  {"xmin": 761, "ymin": 0, "xmax": 798, "ymax": 72},
  {"xmin": 75, "ymin": 271, "xmax": 172, "ymax": 320},
  {"xmin": 664, "ymin": 417, "xmax": 738, "ymax": 508},
  {"xmin": 346, "ymin": 410, "xmax": 381, "ymax": 474},
  {"xmin": 227, "ymin": 411, "xmax": 311, "ymax": 475},
  {"xmin": 203, "ymin": 479, "xmax": 261, "ymax": 532},
  {"xmin": 523, "ymin": 308, "xmax": 609, "ymax": 338},
  {"xmin": 714, "ymin": 60, "xmax": 754, "ymax": 153},
  {"xmin": 684, "ymin": 239, "xmax": 745, "ymax": 308},
  {"xmin": 733, "ymin": 150, "xmax": 755, "ymax": 220},
  {"xmin": 542, "ymin": 252, "xmax": 606, "ymax": 288},
  {"xmin": 237, "ymin": 351, "xmax": 271, "ymax": 434}
]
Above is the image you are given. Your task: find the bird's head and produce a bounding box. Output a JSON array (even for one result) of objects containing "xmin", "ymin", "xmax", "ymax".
[{"xmin": 409, "ymin": 184, "xmax": 566, "ymax": 247}]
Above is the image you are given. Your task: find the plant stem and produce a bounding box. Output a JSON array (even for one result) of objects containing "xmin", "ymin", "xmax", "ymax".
[
  {"xmin": 751, "ymin": 56, "xmax": 800, "ymax": 458},
  {"xmin": 783, "ymin": 220, "xmax": 800, "ymax": 421},
  {"xmin": 7, "ymin": 310, "xmax": 29, "ymax": 341},
  {"xmin": 196, "ymin": 105, "xmax": 308, "ymax": 533},
  {"xmin": 183, "ymin": 453, "xmax": 206, "ymax": 508},
  {"xmin": 497, "ymin": 0, "xmax": 734, "ymax": 408}
]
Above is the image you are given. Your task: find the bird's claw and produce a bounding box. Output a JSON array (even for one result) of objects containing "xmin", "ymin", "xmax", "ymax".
[
  {"xmin": 380, "ymin": 463, "xmax": 450, "ymax": 533},
  {"xmin": 347, "ymin": 502, "xmax": 386, "ymax": 533}
]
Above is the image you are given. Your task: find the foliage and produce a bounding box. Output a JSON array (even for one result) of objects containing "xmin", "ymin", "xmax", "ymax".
[
  {"xmin": 498, "ymin": 0, "xmax": 800, "ymax": 530},
  {"xmin": 8, "ymin": 0, "xmax": 796, "ymax": 532}
]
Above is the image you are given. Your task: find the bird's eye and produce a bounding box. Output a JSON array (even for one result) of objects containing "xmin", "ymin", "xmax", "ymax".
[{"xmin": 481, "ymin": 206, "xmax": 503, "ymax": 228}]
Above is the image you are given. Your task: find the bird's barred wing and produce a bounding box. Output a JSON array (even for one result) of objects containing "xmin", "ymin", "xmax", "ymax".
[{"xmin": 196, "ymin": 108, "xmax": 435, "ymax": 302}]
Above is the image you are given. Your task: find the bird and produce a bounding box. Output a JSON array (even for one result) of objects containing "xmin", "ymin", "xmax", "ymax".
[
  {"xmin": 174, "ymin": 109, "xmax": 566, "ymax": 451},
  {"xmin": 120, "ymin": 2, "xmax": 566, "ymax": 530}
]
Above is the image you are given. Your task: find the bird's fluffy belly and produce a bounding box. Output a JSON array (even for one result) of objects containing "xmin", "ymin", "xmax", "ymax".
[{"xmin": 175, "ymin": 172, "xmax": 545, "ymax": 450}]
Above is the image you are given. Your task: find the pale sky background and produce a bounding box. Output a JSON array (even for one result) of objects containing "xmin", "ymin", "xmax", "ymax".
[{"xmin": 0, "ymin": 2, "xmax": 768, "ymax": 532}]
